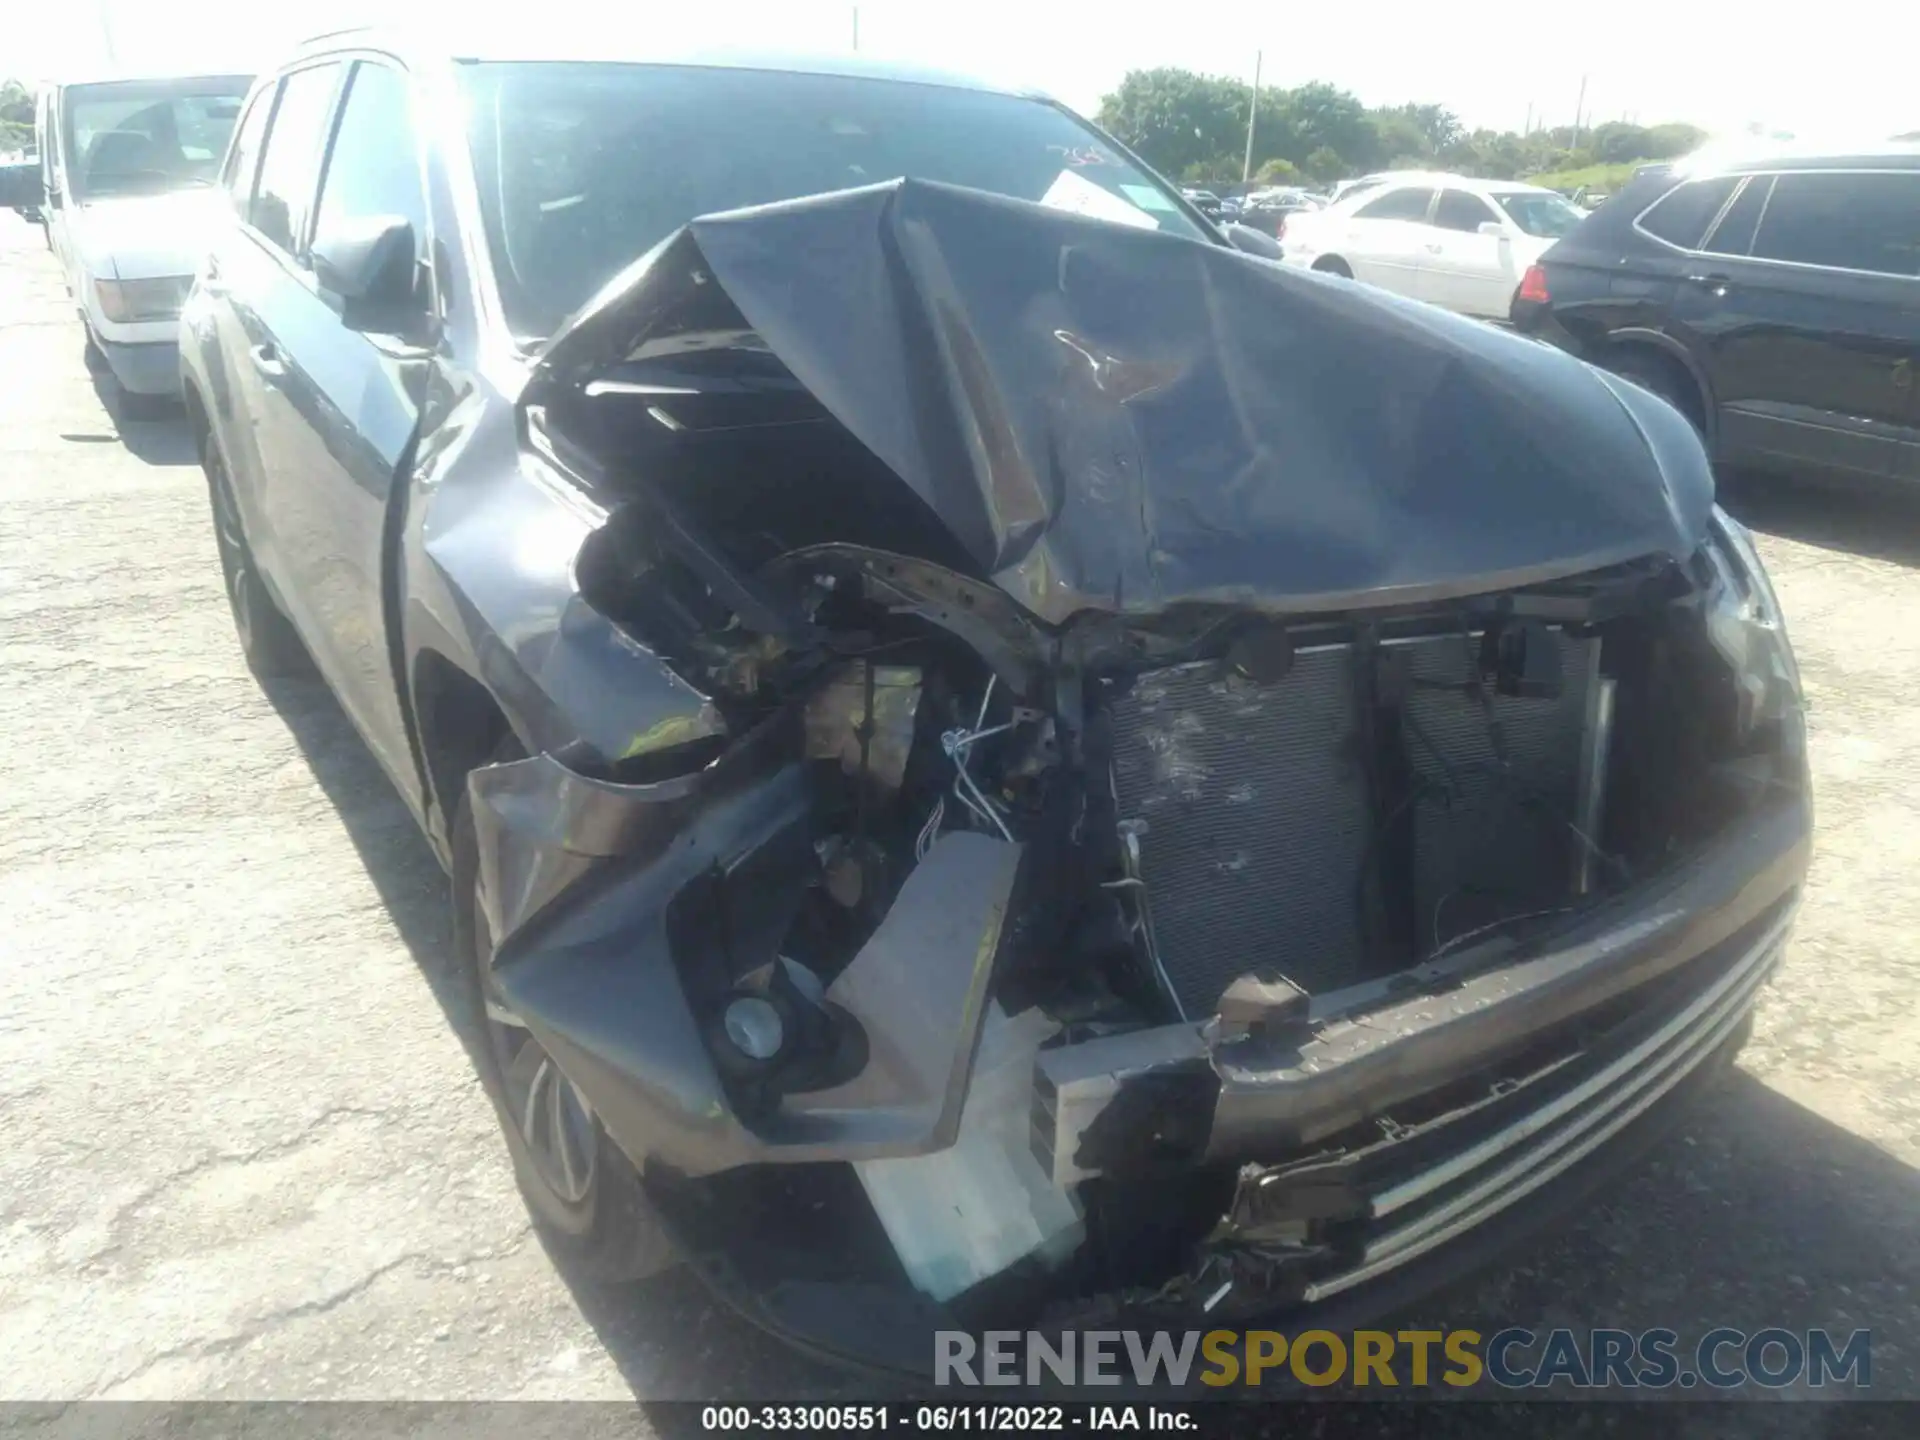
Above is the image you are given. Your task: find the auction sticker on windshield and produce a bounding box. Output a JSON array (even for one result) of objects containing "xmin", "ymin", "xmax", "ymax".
[{"xmin": 1041, "ymin": 168, "xmax": 1158, "ymax": 229}]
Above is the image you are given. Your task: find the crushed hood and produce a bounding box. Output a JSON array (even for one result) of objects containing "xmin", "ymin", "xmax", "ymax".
[{"xmin": 530, "ymin": 178, "xmax": 1714, "ymax": 626}]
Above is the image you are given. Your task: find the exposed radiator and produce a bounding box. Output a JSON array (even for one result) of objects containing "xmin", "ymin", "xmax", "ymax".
[{"xmin": 1108, "ymin": 633, "xmax": 1601, "ymax": 1015}]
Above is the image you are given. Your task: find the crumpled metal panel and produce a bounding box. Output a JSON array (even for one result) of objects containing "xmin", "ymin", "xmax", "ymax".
[
  {"xmin": 474, "ymin": 732, "xmax": 1024, "ymax": 1174},
  {"xmin": 529, "ymin": 177, "xmax": 1714, "ymax": 627}
]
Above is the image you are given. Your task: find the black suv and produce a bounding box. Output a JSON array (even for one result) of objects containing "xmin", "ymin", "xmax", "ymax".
[
  {"xmin": 177, "ymin": 29, "xmax": 1808, "ymax": 1374},
  {"xmin": 1512, "ymin": 148, "xmax": 1920, "ymax": 487}
]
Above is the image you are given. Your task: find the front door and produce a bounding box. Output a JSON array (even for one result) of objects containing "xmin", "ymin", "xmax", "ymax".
[{"xmin": 248, "ymin": 57, "xmax": 433, "ymax": 796}]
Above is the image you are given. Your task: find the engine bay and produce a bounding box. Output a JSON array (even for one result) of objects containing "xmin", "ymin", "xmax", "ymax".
[{"xmin": 492, "ymin": 193, "xmax": 1805, "ymax": 1347}]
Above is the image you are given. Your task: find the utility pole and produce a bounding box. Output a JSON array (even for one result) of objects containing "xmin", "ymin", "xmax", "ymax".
[
  {"xmin": 1241, "ymin": 49, "xmax": 1262, "ymax": 184},
  {"xmin": 98, "ymin": 0, "xmax": 121, "ymax": 69},
  {"xmin": 1524, "ymin": 101, "xmax": 1533, "ymax": 137},
  {"xmin": 852, "ymin": 6, "xmax": 860, "ymax": 51},
  {"xmin": 1572, "ymin": 73, "xmax": 1588, "ymax": 146}
]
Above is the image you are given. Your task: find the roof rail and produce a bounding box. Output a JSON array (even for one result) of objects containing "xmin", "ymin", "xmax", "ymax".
[{"xmin": 295, "ymin": 25, "xmax": 376, "ymax": 47}]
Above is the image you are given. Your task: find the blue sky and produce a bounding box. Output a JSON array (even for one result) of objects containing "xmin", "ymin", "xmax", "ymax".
[{"xmin": 12, "ymin": 0, "xmax": 1917, "ymax": 141}]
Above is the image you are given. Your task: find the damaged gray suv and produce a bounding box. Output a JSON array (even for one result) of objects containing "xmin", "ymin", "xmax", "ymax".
[{"xmin": 181, "ymin": 30, "xmax": 1811, "ymax": 1374}]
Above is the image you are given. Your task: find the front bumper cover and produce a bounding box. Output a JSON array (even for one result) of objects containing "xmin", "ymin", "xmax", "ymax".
[{"xmin": 96, "ymin": 335, "xmax": 182, "ymax": 397}]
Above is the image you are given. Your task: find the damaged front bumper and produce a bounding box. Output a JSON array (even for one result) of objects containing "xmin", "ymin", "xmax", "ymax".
[{"xmin": 471, "ymin": 713, "xmax": 1808, "ymax": 1366}]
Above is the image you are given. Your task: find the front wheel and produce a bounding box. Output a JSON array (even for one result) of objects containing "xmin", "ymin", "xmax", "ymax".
[
  {"xmin": 1312, "ymin": 256, "xmax": 1354, "ymax": 279},
  {"xmin": 201, "ymin": 431, "xmax": 312, "ymax": 679},
  {"xmin": 451, "ymin": 743, "xmax": 679, "ymax": 1283}
]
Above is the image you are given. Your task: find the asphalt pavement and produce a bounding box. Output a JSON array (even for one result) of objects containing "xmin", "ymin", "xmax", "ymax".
[{"xmin": 0, "ymin": 215, "xmax": 1915, "ymax": 1431}]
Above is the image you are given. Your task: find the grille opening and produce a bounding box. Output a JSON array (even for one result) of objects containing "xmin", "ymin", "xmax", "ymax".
[{"xmin": 1103, "ymin": 598, "xmax": 1770, "ymax": 1017}]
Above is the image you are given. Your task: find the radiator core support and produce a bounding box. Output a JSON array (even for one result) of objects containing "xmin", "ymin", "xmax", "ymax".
[{"xmin": 1108, "ymin": 630, "xmax": 1602, "ymax": 1015}]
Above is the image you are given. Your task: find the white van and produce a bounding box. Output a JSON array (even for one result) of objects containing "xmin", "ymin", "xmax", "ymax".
[{"xmin": 16, "ymin": 71, "xmax": 251, "ymax": 413}]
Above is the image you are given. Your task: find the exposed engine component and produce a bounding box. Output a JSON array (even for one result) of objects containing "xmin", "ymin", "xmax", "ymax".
[{"xmin": 804, "ymin": 661, "xmax": 923, "ymax": 795}]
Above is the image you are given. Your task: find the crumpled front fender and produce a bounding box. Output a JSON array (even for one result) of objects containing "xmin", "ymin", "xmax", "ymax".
[{"xmin": 469, "ymin": 726, "xmax": 1023, "ymax": 1178}]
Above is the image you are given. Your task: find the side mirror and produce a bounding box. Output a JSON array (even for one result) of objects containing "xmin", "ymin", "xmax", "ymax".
[
  {"xmin": 1222, "ymin": 222, "xmax": 1284, "ymax": 260},
  {"xmin": 310, "ymin": 213, "xmax": 422, "ymax": 334},
  {"xmin": 0, "ymin": 162, "xmax": 39, "ymax": 211},
  {"xmin": 1477, "ymin": 221, "xmax": 1508, "ymax": 239}
]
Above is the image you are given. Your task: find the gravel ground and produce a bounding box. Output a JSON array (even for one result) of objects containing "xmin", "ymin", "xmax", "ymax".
[{"xmin": 0, "ymin": 217, "xmax": 1914, "ymax": 1431}]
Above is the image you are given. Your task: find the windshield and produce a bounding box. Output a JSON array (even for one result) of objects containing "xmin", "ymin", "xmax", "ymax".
[
  {"xmin": 460, "ymin": 62, "xmax": 1205, "ymax": 340},
  {"xmin": 1494, "ymin": 190, "xmax": 1587, "ymax": 238},
  {"xmin": 63, "ymin": 77, "xmax": 251, "ymax": 201}
]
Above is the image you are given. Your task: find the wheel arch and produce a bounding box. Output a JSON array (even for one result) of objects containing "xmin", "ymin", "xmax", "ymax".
[
  {"xmin": 412, "ymin": 647, "xmax": 515, "ymax": 860},
  {"xmin": 1598, "ymin": 328, "xmax": 1718, "ymax": 453}
]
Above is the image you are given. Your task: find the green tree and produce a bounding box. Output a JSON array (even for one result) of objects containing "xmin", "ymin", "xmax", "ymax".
[
  {"xmin": 0, "ymin": 80, "xmax": 34, "ymax": 155},
  {"xmin": 1302, "ymin": 146, "xmax": 1346, "ymax": 183},
  {"xmin": 1253, "ymin": 156, "xmax": 1301, "ymax": 183},
  {"xmin": 1642, "ymin": 122, "xmax": 1708, "ymax": 159},
  {"xmin": 1097, "ymin": 68, "xmax": 1249, "ymax": 181},
  {"xmin": 1094, "ymin": 66, "xmax": 1708, "ymax": 191},
  {"xmin": 1377, "ymin": 102, "xmax": 1462, "ymax": 153}
]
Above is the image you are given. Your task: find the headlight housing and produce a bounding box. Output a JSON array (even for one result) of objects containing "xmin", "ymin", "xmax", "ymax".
[
  {"xmin": 94, "ymin": 275, "xmax": 192, "ymax": 324},
  {"xmin": 1703, "ymin": 506, "xmax": 1801, "ymax": 734}
]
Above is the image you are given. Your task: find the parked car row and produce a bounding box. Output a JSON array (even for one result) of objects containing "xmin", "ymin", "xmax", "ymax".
[
  {"xmin": 0, "ymin": 35, "xmax": 1813, "ymax": 1382},
  {"xmin": 1279, "ymin": 171, "xmax": 1586, "ymax": 320},
  {"xmin": 0, "ymin": 69, "xmax": 252, "ymax": 415}
]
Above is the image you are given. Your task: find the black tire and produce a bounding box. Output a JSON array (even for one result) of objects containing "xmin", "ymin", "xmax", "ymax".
[
  {"xmin": 1313, "ymin": 256, "xmax": 1354, "ymax": 279},
  {"xmin": 201, "ymin": 429, "xmax": 313, "ymax": 679},
  {"xmin": 1604, "ymin": 346, "xmax": 1707, "ymax": 441},
  {"xmin": 451, "ymin": 738, "xmax": 678, "ymax": 1283}
]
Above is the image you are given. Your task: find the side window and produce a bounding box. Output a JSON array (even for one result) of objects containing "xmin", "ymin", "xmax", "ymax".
[
  {"xmin": 1355, "ymin": 187, "xmax": 1435, "ymax": 223},
  {"xmin": 1751, "ymin": 171, "xmax": 1920, "ymax": 277},
  {"xmin": 1434, "ymin": 190, "xmax": 1499, "ymax": 233},
  {"xmin": 1637, "ymin": 176, "xmax": 1738, "ymax": 249},
  {"xmin": 311, "ymin": 63, "xmax": 429, "ymax": 254},
  {"xmin": 250, "ymin": 62, "xmax": 343, "ymax": 257},
  {"xmin": 1701, "ymin": 176, "xmax": 1773, "ymax": 257},
  {"xmin": 222, "ymin": 85, "xmax": 276, "ymax": 215}
]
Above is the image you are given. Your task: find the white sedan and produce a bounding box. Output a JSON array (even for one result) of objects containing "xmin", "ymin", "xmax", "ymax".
[{"xmin": 1281, "ymin": 175, "xmax": 1587, "ymax": 320}]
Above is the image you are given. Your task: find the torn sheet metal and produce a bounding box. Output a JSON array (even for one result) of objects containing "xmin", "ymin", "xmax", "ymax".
[
  {"xmin": 528, "ymin": 177, "xmax": 1715, "ymax": 627},
  {"xmin": 781, "ymin": 832, "xmax": 1021, "ymax": 1153},
  {"xmin": 465, "ymin": 712, "xmax": 793, "ymax": 949},
  {"xmin": 476, "ymin": 735, "xmax": 1023, "ymax": 1173}
]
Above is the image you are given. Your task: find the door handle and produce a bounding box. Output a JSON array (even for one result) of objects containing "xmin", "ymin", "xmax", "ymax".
[
  {"xmin": 249, "ymin": 342, "xmax": 285, "ymax": 380},
  {"xmin": 1424, "ymin": 242, "xmax": 1443, "ymax": 253},
  {"xmin": 1685, "ymin": 272, "xmax": 1732, "ymax": 298}
]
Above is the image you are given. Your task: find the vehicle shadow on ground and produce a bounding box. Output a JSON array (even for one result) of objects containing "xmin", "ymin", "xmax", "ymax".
[
  {"xmin": 1722, "ymin": 472, "xmax": 1920, "ymax": 570},
  {"xmin": 253, "ymin": 668, "xmax": 857, "ymax": 1400},
  {"xmin": 85, "ymin": 371, "xmax": 200, "ymax": 466},
  {"xmin": 257, "ymin": 670, "xmax": 1920, "ymax": 1424}
]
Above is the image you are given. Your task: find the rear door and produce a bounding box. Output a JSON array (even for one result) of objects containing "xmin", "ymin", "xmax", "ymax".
[
  {"xmin": 1337, "ymin": 185, "xmax": 1437, "ymax": 297},
  {"xmin": 248, "ymin": 56, "xmax": 434, "ymax": 792},
  {"xmin": 1417, "ymin": 188, "xmax": 1514, "ymax": 317},
  {"xmin": 1669, "ymin": 168, "xmax": 1920, "ymax": 483},
  {"xmin": 197, "ymin": 79, "xmax": 278, "ymax": 503},
  {"xmin": 215, "ymin": 60, "xmax": 345, "ymax": 598}
]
